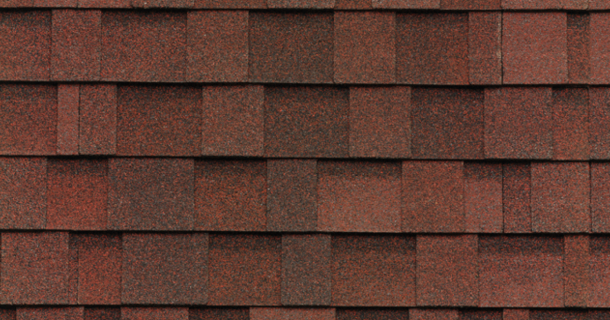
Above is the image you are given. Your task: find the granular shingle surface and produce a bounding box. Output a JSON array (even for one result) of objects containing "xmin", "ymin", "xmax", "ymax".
[{"xmin": 2, "ymin": 0, "xmax": 610, "ymax": 317}]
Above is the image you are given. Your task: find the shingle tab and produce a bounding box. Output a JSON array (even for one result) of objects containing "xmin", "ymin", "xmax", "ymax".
[
  {"xmin": 318, "ymin": 161, "xmax": 401, "ymax": 233},
  {"xmin": 249, "ymin": 12, "xmax": 333, "ymax": 83},
  {"xmin": 397, "ymin": 13, "xmax": 468, "ymax": 85},
  {"xmin": 331, "ymin": 235, "xmax": 416, "ymax": 306},
  {"xmin": 403, "ymin": 161, "xmax": 464, "ymax": 233},
  {"xmin": 334, "ymin": 12, "xmax": 395, "ymax": 84},
  {"xmin": 2, "ymin": 232, "xmax": 71, "ymax": 304},
  {"xmin": 101, "ymin": 11, "xmax": 186, "ymax": 82},
  {"xmin": 122, "ymin": 233, "xmax": 207, "ymax": 305},
  {"xmin": 0, "ymin": 11, "xmax": 50, "ymax": 81},
  {"xmin": 195, "ymin": 160, "xmax": 267, "ymax": 231}
]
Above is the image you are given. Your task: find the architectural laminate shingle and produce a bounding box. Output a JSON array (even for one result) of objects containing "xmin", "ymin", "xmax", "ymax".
[
  {"xmin": 0, "ymin": 11, "xmax": 51, "ymax": 81},
  {"xmin": 195, "ymin": 160, "xmax": 267, "ymax": 231},
  {"xmin": 73, "ymin": 234, "xmax": 122, "ymax": 305},
  {"xmin": 201, "ymin": 85, "xmax": 264, "ymax": 156},
  {"xmin": 416, "ymin": 235, "xmax": 478, "ymax": 306},
  {"xmin": 249, "ymin": 12, "xmax": 333, "ymax": 83},
  {"xmin": 502, "ymin": 12, "xmax": 568, "ymax": 84},
  {"xmin": 318, "ymin": 161, "xmax": 401, "ymax": 233},
  {"xmin": 464, "ymin": 162, "xmax": 502, "ymax": 233},
  {"xmin": 0, "ymin": 157, "xmax": 47, "ymax": 229},
  {"xmin": 51, "ymin": 10, "xmax": 101, "ymax": 81},
  {"xmin": 281, "ymin": 235, "xmax": 331, "ymax": 306},
  {"xmin": 121, "ymin": 233, "xmax": 208, "ymax": 304},
  {"xmin": 187, "ymin": 11, "xmax": 248, "ymax": 83},
  {"xmin": 116, "ymin": 85, "xmax": 201, "ymax": 157},
  {"xmin": 47, "ymin": 159, "xmax": 108, "ymax": 230},
  {"xmin": 208, "ymin": 234, "xmax": 281, "ymax": 306},
  {"xmin": 108, "ymin": 158, "xmax": 195, "ymax": 231},
  {"xmin": 101, "ymin": 11, "xmax": 187, "ymax": 82},
  {"xmin": 397, "ymin": 13, "xmax": 468, "ymax": 85},
  {"xmin": 334, "ymin": 11, "xmax": 396, "ymax": 84},
  {"xmin": 57, "ymin": 85, "xmax": 79, "ymax": 156},
  {"xmin": 1, "ymin": 232, "xmax": 72, "ymax": 305},
  {"xmin": 267, "ymin": 160, "xmax": 317, "ymax": 232},
  {"xmin": 411, "ymin": 88, "xmax": 484, "ymax": 159},
  {"xmin": 479, "ymin": 236, "xmax": 564, "ymax": 307},
  {"xmin": 78, "ymin": 84, "xmax": 117, "ymax": 155},
  {"xmin": 402, "ymin": 161, "xmax": 465, "ymax": 233},
  {"xmin": 331, "ymin": 235, "xmax": 416, "ymax": 306},
  {"xmin": 2, "ymin": 0, "xmax": 610, "ymax": 316},
  {"xmin": 348, "ymin": 87, "xmax": 411, "ymax": 158},
  {"xmin": 0, "ymin": 85, "xmax": 57, "ymax": 155}
]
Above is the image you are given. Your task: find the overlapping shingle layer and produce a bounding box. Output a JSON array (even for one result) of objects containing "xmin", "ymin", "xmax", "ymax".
[{"xmin": 0, "ymin": 0, "xmax": 608, "ymax": 318}]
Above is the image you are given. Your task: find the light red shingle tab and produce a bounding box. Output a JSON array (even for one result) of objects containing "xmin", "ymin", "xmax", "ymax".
[
  {"xmin": 318, "ymin": 161, "xmax": 401, "ymax": 233},
  {"xmin": 0, "ymin": 85, "xmax": 57, "ymax": 155},
  {"xmin": 74, "ymin": 234, "xmax": 121, "ymax": 305},
  {"xmin": 47, "ymin": 159, "xmax": 108, "ymax": 230},
  {"xmin": 484, "ymin": 87, "xmax": 553, "ymax": 159},
  {"xmin": 208, "ymin": 235, "xmax": 281, "ymax": 306},
  {"xmin": 503, "ymin": 163, "xmax": 532, "ymax": 233},
  {"xmin": 502, "ymin": 12, "xmax": 568, "ymax": 84},
  {"xmin": 101, "ymin": 11, "xmax": 186, "ymax": 82},
  {"xmin": 479, "ymin": 236, "xmax": 564, "ymax": 307}
]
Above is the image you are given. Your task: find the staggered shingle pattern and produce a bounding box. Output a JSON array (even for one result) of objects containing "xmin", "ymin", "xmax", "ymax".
[{"xmin": 0, "ymin": 0, "xmax": 607, "ymax": 318}]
